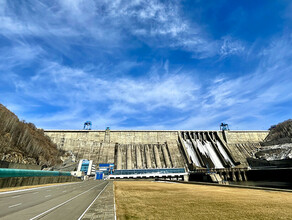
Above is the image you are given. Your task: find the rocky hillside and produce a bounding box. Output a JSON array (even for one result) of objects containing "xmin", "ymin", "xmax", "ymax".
[
  {"xmin": 254, "ymin": 119, "xmax": 292, "ymax": 162},
  {"xmin": 255, "ymin": 143, "xmax": 292, "ymax": 161},
  {"xmin": 0, "ymin": 104, "xmax": 63, "ymax": 166}
]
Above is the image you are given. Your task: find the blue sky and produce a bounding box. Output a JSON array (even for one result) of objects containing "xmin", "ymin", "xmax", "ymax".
[{"xmin": 0, "ymin": 0, "xmax": 292, "ymax": 130}]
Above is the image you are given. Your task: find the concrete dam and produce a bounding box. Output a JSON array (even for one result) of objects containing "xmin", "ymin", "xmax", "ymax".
[{"xmin": 45, "ymin": 130, "xmax": 268, "ymax": 180}]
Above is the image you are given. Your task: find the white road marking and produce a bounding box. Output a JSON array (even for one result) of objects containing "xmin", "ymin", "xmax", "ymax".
[
  {"xmin": 45, "ymin": 195, "xmax": 51, "ymax": 198},
  {"xmin": 32, "ymin": 192, "xmax": 39, "ymax": 194},
  {"xmin": 12, "ymin": 195, "xmax": 21, "ymax": 198},
  {"xmin": 113, "ymin": 183, "xmax": 117, "ymax": 220},
  {"xmin": 77, "ymin": 182, "xmax": 109, "ymax": 220},
  {"xmin": 46, "ymin": 189, "xmax": 51, "ymax": 191},
  {"xmin": 9, "ymin": 203, "xmax": 22, "ymax": 208},
  {"xmin": 62, "ymin": 190, "xmax": 67, "ymax": 193},
  {"xmin": 30, "ymin": 182, "xmax": 106, "ymax": 220}
]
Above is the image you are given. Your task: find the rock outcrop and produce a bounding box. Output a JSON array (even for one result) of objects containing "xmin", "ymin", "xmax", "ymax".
[{"xmin": 250, "ymin": 120, "xmax": 292, "ymax": 167}]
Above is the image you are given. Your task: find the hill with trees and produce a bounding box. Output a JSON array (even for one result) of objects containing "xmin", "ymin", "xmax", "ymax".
[
  {"xmin": 0, "ymin": 104, "xmax": 63, "ymax": 167},
  {"xmin": 263, "ymin": 119, "xmax": 292, "ymax": 145}
]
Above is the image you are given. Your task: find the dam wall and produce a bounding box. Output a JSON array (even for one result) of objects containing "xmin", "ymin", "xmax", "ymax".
[
  {"xmin": 44, "ymin": 130, "xmax": 268, "ymax": 170},
  {"xmin": 223, "ymin": 131, "xmax": 268, "ymax": 166},
  {"xmin": 222, "ymin": 130, "xmax": 268, "ymax": 144},
  {"xmin": 45, "ymin": 130, "xmax": 185, "ymax": 169}
]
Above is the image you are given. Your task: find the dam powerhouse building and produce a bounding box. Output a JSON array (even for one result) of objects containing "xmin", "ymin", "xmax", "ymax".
[{"xmin": 45, "ymin": 129, "xmax": 268, "ymax": 181}]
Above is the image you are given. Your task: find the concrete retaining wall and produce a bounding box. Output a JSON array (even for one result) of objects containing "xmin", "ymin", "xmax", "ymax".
[
  {"xmin": 0, "ymin": 161, "xmax": 41, "ymax": 170},
  {"xmin": 0, "ymin": 176, "xmax": 80, "ymax": 189}
]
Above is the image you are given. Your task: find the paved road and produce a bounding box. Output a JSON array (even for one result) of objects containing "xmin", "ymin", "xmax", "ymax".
[{"xmin": 0, "ymin": 180, "xmax": 108, "ymax": 220}]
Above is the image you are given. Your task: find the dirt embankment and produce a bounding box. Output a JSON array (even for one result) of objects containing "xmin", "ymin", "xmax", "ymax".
[{"xmin": 0, "ymin": 104, "xmax": 63, "ymax": 167}]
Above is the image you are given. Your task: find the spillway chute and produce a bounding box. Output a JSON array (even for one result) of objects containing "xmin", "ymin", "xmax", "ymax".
[
  {"xmin": 183, "ymin": 139, "xmax": 201, "ymax": 167},
  {"xmin": 216, "ymin": 140, "xmax": 235, "ymax": 167},
  {"xmin": 180, "ymin": 131, "xmax": 237, "ymax": 169}
]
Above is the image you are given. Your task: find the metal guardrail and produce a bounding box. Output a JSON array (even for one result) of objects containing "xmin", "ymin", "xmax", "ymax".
[{"xmin": 0, "ymin": 168, "xmax": 71, "ymax": 178}]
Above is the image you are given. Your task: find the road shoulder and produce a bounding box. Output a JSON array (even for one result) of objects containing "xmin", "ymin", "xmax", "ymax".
[{"xmin": 81, "ymin": 181, "xmax": 115, "ymax": 220}]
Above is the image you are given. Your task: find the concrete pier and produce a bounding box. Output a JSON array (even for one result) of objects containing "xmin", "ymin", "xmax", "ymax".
[
  {"xmin": 126, "ymin": 145, "xmax": 132, "ymax": 170},
  {"xmin": 232, "ymin": 171, "xmax": 237, "ymax": 182},
  {"xmin": 145, "ymin": 145, "xmax": 152, "ymax": 168},
  {"xmin": 136, "ymin": 145, "xmax": 142, "ymax": 169},
  {"xmin": 242, "ymin": 171, "xmax": 247, "ymax": 181},
  {"xmin": 162, "ymin": 144, "xmax": 171, "ymax": 168},
  {"xmin": 237, "ymin": 171, "xmax": 243, "ymax": 181},
  {"xmin": 116, "ymin": 147, "xmax": 122, "ymax": 170},
  {"xmin": 154, "ymin": 145, "xmax": 162, "ymax": 168}
]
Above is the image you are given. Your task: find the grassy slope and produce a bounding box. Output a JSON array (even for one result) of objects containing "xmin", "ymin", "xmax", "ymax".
[{"xmin": 115, "ymin": 181, "xmax": 292, "ymax": 220}]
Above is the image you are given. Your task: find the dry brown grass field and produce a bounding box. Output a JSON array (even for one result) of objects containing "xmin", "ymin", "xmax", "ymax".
[{"xmin": 114, "ymin": 181, "xmax": 292, "ymax": 220}]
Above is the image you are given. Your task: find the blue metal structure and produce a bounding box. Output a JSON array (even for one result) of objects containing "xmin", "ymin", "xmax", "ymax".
[
  {"xmin": 0, "ymin": 168, "xmax": 71, "ymax": 178},
  {"xmin": 95, "ymin": 171, "xmax": 103, "ymax": 180},
  {"xmin": 98, "ymin": 163, "xmax": 114, "ymax": 175},
  {"xmin": 83, "ymin": 121, "xmax": 92, "ymax": 130},
  {"xmin": 220, "ymin": 123, "xmax": 229, "ymax": 131},
  {"xmin": 112, "ymin": 168, "xmax": 185, "ymax": 175}
]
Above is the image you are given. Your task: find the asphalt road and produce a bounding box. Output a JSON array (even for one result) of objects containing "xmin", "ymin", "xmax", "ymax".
[{"xmin": 0, "ymin": 180, "xmax": 109, "ymax": 220}]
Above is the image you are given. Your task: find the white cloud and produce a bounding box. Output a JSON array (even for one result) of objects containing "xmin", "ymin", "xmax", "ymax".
[
  {"xmin": 5, "ymin": 35, "xmax": 292, "ymax": 130},
  {"xmin": 0, "ymin": 43, "xmax": 44, "ymax": 71},
  {"xmin": 16, "ymin": 61, "xmax": 200, "ymax": 110},
  {"xmin": 220, "ymin": 37, "xmax": 245, "ymax": 56},
  {"xmin": 0, "ymin": 0, "xmax": 234, "ymax": 58},
  {"xmin": 5, "ymin": 60, "xmax": 201, "ymax": 129},
  {"xmin": 1, "ymin": 1, "xmax": 291, "ymax": 130},
  {"xmin": 177, "ymin": 36, "xmax": 292, "ymax": 130}
]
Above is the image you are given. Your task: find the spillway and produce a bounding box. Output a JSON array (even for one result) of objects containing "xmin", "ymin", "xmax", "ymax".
[
  {"xmin": 216, "ymin": 140, "xmax": 234, "ymax": 167},
  {"xmin": 196, "ymin": 140, "xmax": 224, "ymax": 169},
  {"xmin": 183, "ymin": 139, "xmax": 201, "ymax": 167},
  {"xmin": 180, "ymin": 131, "xmax": 238, "ymax": 169}
]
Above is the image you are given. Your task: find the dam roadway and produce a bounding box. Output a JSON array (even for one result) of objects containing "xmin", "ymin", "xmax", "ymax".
[{"xmin": 0, "ymin": 180, "xmax": 108, "ymax": 220}]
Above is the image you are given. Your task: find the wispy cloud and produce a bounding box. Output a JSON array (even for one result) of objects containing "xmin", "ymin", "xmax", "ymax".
[
  {"xmin": 220, "ymin": 37, "xmax": 245, "ymax": 57},
  {"xmin": 179, "ymin": 35, "xmax": 292, "ymax": 130},
  {"xmin": 0, "ymin": 1, "xmax": 291, "ymax": 130},
  {"xmin": 19, "ymin": 61, "xmax": 198, "ymax": 107},
  {"xmin": 0, "ymin": 0, "xmax": 238, "ymax": 59},
  {"xmin": 8, "ymin": 35, "xmax": 292, "ymax": 130},
  {"xmin": 6, "ymin": 60, "xmax": 200, "ymax": 129}
]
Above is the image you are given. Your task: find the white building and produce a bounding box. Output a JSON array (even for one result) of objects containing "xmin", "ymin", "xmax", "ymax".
[{"xmin": 77, "ymin": 159, "xmax": 95, "ymax": 176}]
